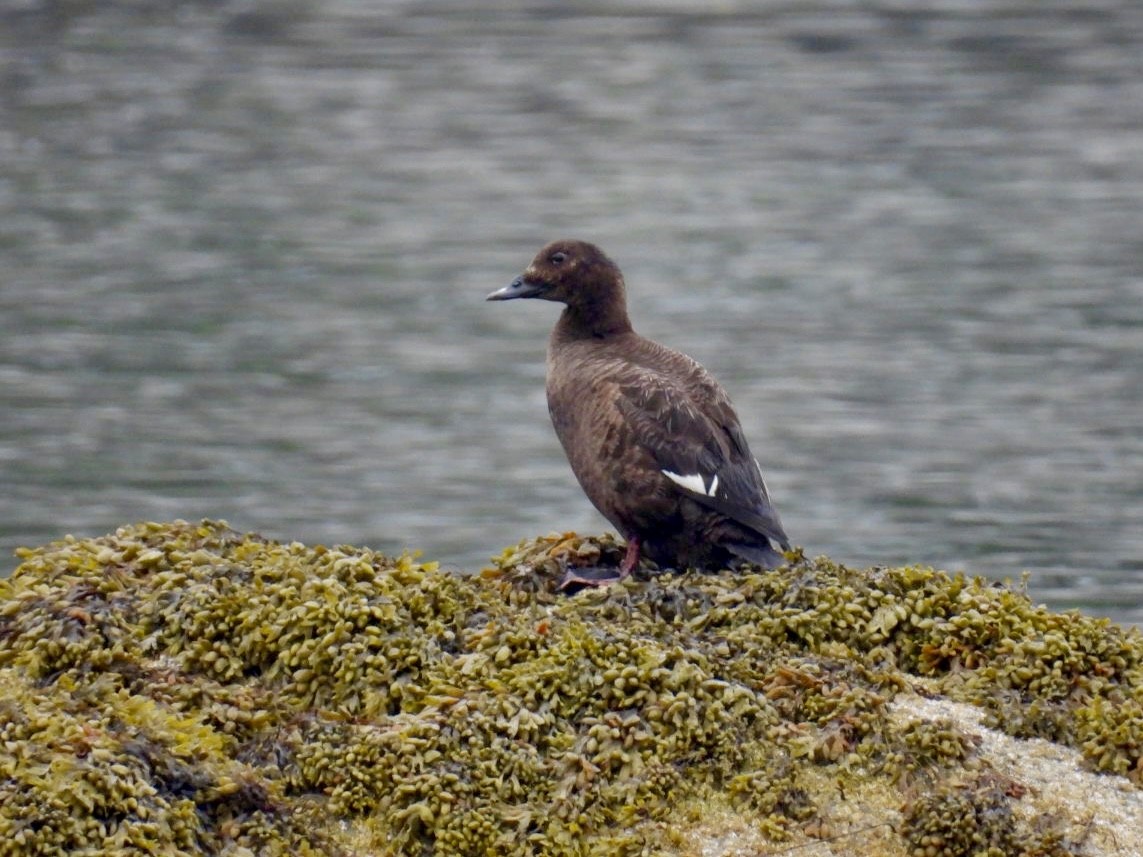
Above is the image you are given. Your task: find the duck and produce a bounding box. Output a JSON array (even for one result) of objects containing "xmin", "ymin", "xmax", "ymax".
[{"xmin": 487, "ymin": 239, "xmax": 790, "ymax": 585}]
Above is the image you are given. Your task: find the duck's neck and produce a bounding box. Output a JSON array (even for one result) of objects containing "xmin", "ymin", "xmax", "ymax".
[{"xmin": 553, "ymin": 302, "xmax": 634, "ymax": 344}]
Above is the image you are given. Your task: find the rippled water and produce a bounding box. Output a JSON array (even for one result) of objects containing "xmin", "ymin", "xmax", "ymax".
[{"xmin": 2, "ymin": 1, "xmax": 1141, "ymax": 622}]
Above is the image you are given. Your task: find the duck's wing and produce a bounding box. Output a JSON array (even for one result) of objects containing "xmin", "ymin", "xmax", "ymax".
[{"xmin": 613, "ymin": 368, "xmax": 790, "ymax": 550}]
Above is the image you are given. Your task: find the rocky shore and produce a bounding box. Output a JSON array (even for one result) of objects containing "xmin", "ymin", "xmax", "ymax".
[{"xmin": 1, "ymin": 520, "xmax": 1140, "ymax": 856}]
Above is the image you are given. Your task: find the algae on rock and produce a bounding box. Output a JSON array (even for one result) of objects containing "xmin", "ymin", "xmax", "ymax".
[{"xmin": 1, "ymin": 520, "xmax": 1140, "ymax": 856}]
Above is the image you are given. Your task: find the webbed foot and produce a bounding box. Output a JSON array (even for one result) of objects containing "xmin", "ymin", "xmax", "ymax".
[{"xmin": 557, "ymin": 565, "xmax": 626, "ymax": 592}]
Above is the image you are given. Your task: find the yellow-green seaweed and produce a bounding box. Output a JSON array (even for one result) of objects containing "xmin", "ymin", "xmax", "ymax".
[{"xmin": 1, "ymin": 520, "xmax": 1139, "ymax": 856}]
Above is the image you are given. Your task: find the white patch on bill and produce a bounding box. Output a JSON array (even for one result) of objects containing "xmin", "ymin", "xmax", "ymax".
[{"xmin": 662, "ymin": 469, "xmax": 718, "ymax": 497}]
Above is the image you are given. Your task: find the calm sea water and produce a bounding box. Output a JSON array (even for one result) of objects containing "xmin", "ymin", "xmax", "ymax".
[{"xmin": 2, "ymin": 1, "xmax": 1141, "ymax": 623}]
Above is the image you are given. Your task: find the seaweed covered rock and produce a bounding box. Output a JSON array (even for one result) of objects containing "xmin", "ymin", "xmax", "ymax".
[{"xmin": 1, "ymin": 521, "xmax": 1141, "ymax": 856}]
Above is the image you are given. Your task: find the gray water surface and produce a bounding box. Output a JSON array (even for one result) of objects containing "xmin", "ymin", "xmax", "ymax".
[{"xmin": 2, "ymin": 1, "xmax": 1141, "ymax": 622}]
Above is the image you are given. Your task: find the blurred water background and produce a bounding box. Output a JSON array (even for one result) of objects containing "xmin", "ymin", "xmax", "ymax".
[{"xmin": 1, "ymin": 0, "xmax": 1140, "ymax": 622}]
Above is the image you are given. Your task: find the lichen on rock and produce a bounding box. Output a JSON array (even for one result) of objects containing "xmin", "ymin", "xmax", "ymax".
[{"xmin": 1, "ymin": 520, "xmax": 1140, "ymax": 855}]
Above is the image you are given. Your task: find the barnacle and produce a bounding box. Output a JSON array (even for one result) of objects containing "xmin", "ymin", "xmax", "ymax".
[{"xmin": 0, "ymin": 520, "xmax": 1139, "ymax": 855}]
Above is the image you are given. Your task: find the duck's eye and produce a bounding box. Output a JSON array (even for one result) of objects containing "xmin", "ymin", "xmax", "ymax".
[{"xmin": 550, "ymin": 251, "xmax": 567, "ymax": 265}]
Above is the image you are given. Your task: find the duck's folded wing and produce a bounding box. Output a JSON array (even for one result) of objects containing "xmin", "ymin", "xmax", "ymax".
[{"xmin": 615, "ymin": 377, "xmax": 790, "ymax": 549}]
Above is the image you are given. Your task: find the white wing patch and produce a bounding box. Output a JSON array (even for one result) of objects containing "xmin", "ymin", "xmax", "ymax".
[{"xmin": 662, "ymin": 469, "xmax": 719, "ymax": 497}]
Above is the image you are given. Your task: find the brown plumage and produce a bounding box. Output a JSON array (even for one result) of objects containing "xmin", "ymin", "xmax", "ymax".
[{"xmin": 488, "ymin": 239, "xmax": 790, "ymax": 582}]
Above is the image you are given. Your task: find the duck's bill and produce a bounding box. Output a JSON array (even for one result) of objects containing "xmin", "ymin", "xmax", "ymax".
[{"xmin": 487, "ymin": 277, "xmax": 546, "ymax": 301}]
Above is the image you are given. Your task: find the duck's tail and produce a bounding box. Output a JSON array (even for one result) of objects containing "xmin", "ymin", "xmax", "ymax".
[{"xmin": 725, "ymin": 540, "xmax": 788, "ymax": 569}]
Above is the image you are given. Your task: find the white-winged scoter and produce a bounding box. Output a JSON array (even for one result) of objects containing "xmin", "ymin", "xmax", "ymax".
[{"xmin": 488, "ymin": 239, "xmax": 790, "ymax": 585}]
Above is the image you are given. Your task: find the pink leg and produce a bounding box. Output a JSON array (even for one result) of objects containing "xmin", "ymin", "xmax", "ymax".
[{"xmin": 619, "ymin": 536, "xmax": 641, "ymax": 578}]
